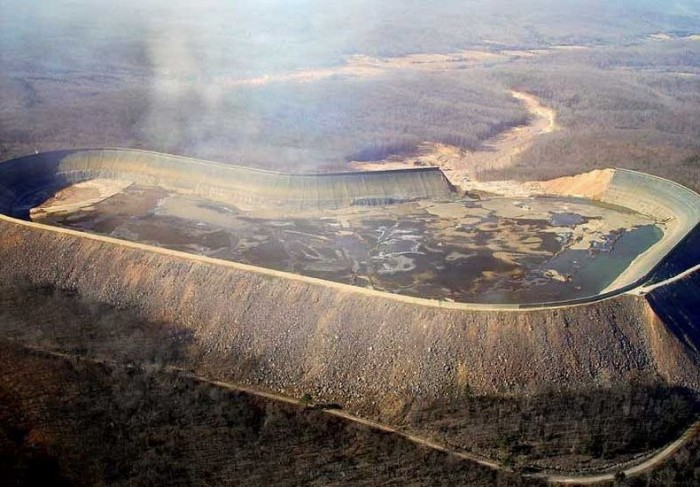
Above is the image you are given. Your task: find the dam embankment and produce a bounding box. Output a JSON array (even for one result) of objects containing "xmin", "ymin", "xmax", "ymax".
[
  {"xmin": 1, "ymin": 149, "xmax": 700, "ymax": 468},
  {"xmin": 0, "ymin": 149, "xmax": 454, "ymax": 217}
]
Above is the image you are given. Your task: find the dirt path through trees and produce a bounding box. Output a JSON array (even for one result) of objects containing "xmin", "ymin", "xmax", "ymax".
[
  {"xmin": 351, "ymin": 90, "xmax": 558, "ymax": 187},
  {"xmin": 529, "ymin": 421, "xmax": 700, "ymax": 484}
]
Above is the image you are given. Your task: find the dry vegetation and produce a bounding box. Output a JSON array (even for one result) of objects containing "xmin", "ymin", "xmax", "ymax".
[
  {"xmin": 1, "ymin": 2, "xmax": 699, "ymax": 187},
  {"xmin": 0, "ymin": 70, "xmax": 529, "ymax": 172},
  {"xmin": 4, "ymin": 41, "xmax": 700, "ymax": 189},
  {"xmin": 622, "ymin": 432, "xmax": 700, "ymax": 486},
  {"xmin": 486, "ymin": 41, "xmax": 700, "ymax": 190},
  {"xmin": 406, "ymin": 385, "xmax": 697, "ymax": 472},
  {"xmin": 0, "ymin": 269, "xmax": 697, "ymax": 477},
  {"xmin": 0, "ymin": 342, "xmax": 536, "ymax": 486}
]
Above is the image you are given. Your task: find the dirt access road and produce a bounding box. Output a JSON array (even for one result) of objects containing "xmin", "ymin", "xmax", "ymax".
[
  {"xmin": 629, "ymin": 263, "xmax": 700, "ymax": 296},
  {"xmin": 530, "ymin": 421, "xmax": 700, "ymax": 484}
]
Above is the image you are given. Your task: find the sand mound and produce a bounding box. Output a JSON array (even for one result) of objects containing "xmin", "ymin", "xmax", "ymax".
[
  {"xmin": 30, "ymin": 179, "xmax": 133, "ymax": 219},
  {"xmin": 537, "ymin": 169, "xmax": 615, "ymax": 200}
]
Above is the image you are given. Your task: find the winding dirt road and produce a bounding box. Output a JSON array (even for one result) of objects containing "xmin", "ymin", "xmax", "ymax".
[
  {"xmin": 629, "ymin": 264, "xmax": 700, "ymax": 296},
  {"xmin": 530, "ymin": 421, "xmax": 700, "ymax": 484},
  {"xmin": 351, "ymin": 89, "xmax": 558, "ymax": 187}
]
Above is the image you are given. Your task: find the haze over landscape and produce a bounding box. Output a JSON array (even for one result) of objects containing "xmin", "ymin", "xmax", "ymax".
[{"xmin": 1, "ymin": 1, "xmax": 700, "ymax": 485}]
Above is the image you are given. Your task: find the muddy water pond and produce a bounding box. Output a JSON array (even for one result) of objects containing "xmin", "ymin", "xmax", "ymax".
[{"xmin": 33, "ymin": 185, "xmax": 662, "ymax": 304}]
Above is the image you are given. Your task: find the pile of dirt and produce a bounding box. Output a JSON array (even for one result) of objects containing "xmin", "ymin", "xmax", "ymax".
[{"xmin": 536, "ymin": 169, "xmax": 615, "ymax": 200}]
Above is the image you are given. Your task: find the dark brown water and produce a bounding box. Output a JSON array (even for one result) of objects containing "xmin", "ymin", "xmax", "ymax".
[{"xmin": 35, "ymin": 186, "xmax": 663, "ymax": 304}]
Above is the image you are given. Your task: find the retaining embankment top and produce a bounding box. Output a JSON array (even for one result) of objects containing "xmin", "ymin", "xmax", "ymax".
[
  {"xmin": 600, "ymin": 168, "xmax": 700, "ymax": 292},
  {"xmin": 0, "ymin": 149, "xmax": 454, "ymax": 215}
]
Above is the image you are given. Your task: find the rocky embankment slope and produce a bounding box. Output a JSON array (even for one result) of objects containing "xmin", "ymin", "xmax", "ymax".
[{"xmin": 1, "ymin": 218, "xmax": 698, "ymax": 413}]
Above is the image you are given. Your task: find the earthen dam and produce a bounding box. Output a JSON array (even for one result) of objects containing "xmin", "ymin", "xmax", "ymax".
[
  {"xmin": 1, "ymin": 148, "xmax": 699, "ymax": 427},
  {"xmin": 0, "ymin": 149, "xmax": 453, "ymax": 217}
]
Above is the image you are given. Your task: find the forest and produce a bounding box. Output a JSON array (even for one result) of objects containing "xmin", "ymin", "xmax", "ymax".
[
  {"xmin": 0, "ymin": 342, "xmax": 536, "ymax": 486},
  {"xmin": 487, "ymin": 41, "xmax": 700, "ymax": 190}
]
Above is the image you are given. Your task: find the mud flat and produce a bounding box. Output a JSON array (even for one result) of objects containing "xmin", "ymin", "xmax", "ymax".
[{"xmin": 33, "ymin": 184, "xmax": 661, "ymax": 305}]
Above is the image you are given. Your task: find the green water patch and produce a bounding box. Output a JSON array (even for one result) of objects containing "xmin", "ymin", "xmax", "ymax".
[
  {"xmin": 574, "ymin": 224, "xmax": 663, "ymax": 291},
  {"xmin": 545, "ymin": 224, "xmax": 664, "ymax": 300}
]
